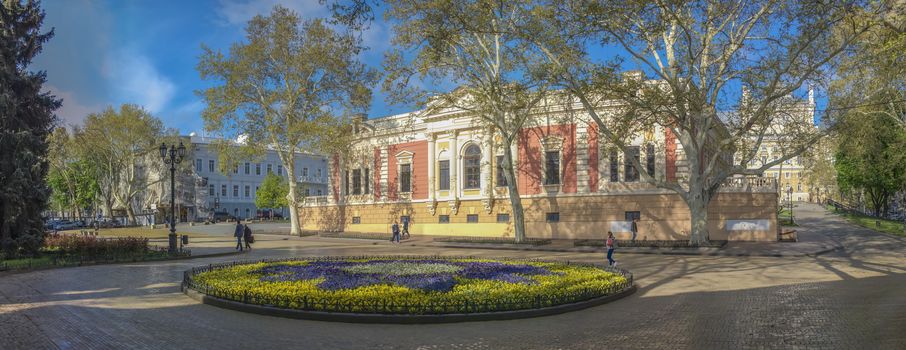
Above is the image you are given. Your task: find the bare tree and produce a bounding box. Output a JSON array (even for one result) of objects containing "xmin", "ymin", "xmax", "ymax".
[
  {"xmin": 529, "ymin": 0, "xmax": 878, "ymax": 243},
  {"xmin": 384, "ymin": 0, "xmax": 550, "ymax": 242}
]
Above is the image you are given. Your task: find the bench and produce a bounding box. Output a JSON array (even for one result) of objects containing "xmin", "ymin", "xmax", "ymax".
[{"xmin": 779, "ymin": 230, "xmax": 797, "ymax": 242}]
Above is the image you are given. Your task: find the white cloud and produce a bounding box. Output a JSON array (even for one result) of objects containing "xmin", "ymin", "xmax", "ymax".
[
  {"xmin": 103, "ymin": 51, "xmax": 176, "ymax": 114},
  {"xmin": 45, "ymin": 85, "xmax": 102, "ymax": 127},
  {"xmin": 216, "ymin": 0, "xmax": 325, "ymax": 26}
]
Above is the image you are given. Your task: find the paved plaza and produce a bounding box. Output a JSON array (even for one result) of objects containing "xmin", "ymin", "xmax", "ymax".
[{"xmin": 1, "ymin": 204, "xmax": 905, "ymax": 349}]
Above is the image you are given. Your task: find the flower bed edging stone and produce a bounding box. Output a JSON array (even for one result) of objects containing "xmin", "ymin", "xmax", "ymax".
[
  {"xmin": 183, "ymin": 283, "xmax": 636, "ymax": 324},
  {"xmin": 182, "ymin": 256, "xmax": 635, "ymax": 323}
]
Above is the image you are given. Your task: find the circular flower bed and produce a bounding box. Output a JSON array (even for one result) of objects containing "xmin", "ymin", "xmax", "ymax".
[{"xmin": 183, "ymin": 256, "xmax": 632, "ymax": 315}]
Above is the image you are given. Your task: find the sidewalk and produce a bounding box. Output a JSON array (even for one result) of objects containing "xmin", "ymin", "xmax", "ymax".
[{"xmin": 390, "ymin": 205, "xmax": 844, "ymax": 257}]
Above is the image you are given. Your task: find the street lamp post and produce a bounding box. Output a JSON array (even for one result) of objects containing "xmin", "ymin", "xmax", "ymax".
[
  {"xmin": 159, "ymin": 142, "xmax": 186, "ymax": 254},
  {"xmin": 787, "ymin": 186, "xmax": 794, "ymax": 225}
]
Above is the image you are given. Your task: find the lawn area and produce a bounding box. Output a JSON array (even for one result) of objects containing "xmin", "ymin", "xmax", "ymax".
[
  {"xmin": 826, "ymin": 206, "xmax": 906, "ymax": 237},
  {"xmin": 95, "ymin": 227, "xmax": 208, "ymax": 239},
  {"xmin": 778, "ymin": 208, "xmax": 798, "ymax": 227}
]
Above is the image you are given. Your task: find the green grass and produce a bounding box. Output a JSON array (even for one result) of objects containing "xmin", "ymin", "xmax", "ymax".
[{"xmin": 826, "ymin": 207, "xmax": 906, "ymax": 237}]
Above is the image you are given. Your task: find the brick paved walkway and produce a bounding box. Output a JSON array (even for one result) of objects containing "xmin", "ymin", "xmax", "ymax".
[{"xmin": 1, "ymin": 204, "xmax": 905, "ymax": 349}]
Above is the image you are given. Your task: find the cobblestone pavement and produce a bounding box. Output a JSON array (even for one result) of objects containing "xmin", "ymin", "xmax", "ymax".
[{"xmin": 1, "ymin": 204, "xmax": 905, "ymax": 349}]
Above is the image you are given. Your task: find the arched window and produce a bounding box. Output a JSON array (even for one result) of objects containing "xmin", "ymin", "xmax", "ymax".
[{"xmin": 463, "ymin": 144, "xmax": 481, "ymax": 189}]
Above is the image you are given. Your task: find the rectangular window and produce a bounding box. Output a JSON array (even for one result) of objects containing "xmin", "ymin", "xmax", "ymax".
[
  {"xmin": 625, "ymin": 211, "xmax": 640, "ymax": 222},
  {"xmin": 352, "ymin": 169, "xmax": 362, "ymax": 195},
  {"xmin": 221, "ymin": 185, "xmax": 227, "ymax": 196},
  {"xmin": 277, "ymin": 165, "xmax": 283, "ymax": 176},
  {"xmin": 545, "ymin": 151, "xmax": 560, "ymax": 185},
  {"xmin": 196, "ymin": 159, "xmax": 202, "ymax": 172},
  {"xmin": 496, "ymin": 213, "xmax": 510, "ymax": 223},
  {"xmin": 317, "ymin": 189, "xmax": 322, "ymax": 196},
  {"xmin": 303, "ymin": 167, "xmax": 308, "ymax": 176},
  {"xmin": 496, "ymin": 155, "xmax": 507, "ymax": 187},
  {"xmin": 438, "ymin": 160, "xmax": 450, "ymax": 191},
  {"xmin": 439, "ymin": 215, "xmax": 450, "ymax": 223},
  {"xmin": 256, "ymin": 163, "xmax": 261, "ymax": 175},
  {"xmin": 400, "ymin": 164, "xmax": 412, "ymax": 193},
  {"xmin": 209, "ymin": 160, "xmax": 215, "ymax": 172},
  {"xmin": 317, "ymin": 168, "xmax": 322, "ymax": 177},
  {"xmin": 352, "ymin": 217, "xmax": 361, "ymax": 224},
  {"xmin": 546, "ymin": 212, "xmax": 560, "ymax": 223},
  {"xmin": 610, "ymin": 150, "xmax": 619, "ymax": 182},
  {"xmin": 233, "ymin": 185, "xmax": 239, "ymax": 197},
  {"xmin": 244, "ymin": 162, "xmax": 250, "ymax": 174},
  {"xmin": 624, "ymin": 146, "xmax": 640, "ymax": 182},
  {"xmin": 234, "ymin": 164, "xmax": 239, "ymax": 174},
  {"xmin": 364, "ymin": 168, "xmax": 370, "ymax": 194},
  {"xmin": 306, "ymin": 188, "xmax": 311, "ymax": 196},
  {"xmin": 467, "ymin": 214, "xmax": 479, "ymax": 223},
  {"xmin": 267, "ymin": 164, "xmax": 272, "ymax": 174},
  {"xmin": 646, "ymin": 144, "xmax": 655, "ymax": 177},
  {"xmin": 244, "ymin": 185, "xmax": 250, "ymax": 198},
  {"xmin": 208, "ymin": 184, "xmax": 214, "ymax": 196}
]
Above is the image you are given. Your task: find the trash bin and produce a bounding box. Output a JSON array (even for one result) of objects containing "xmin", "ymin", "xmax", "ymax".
[{"xmin": 181, "ymin": 235, "xmax": 189, "ymax": 245}]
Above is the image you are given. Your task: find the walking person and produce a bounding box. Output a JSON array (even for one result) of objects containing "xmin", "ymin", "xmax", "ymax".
[
  {"xmin": 630, "ymin": 218, "xmax": 639, "ymax": 242},
  {"xmin": 606, "ymin": 231, "xmax": 617, "ymax": 267},
  {"xmin": 234, "ymin": 218, "xmax": 244, "ymax": 251},
  {"xmin": 390, "ymin": 221, "xmax": 401, "ymax": 244},
  {"xmin": 401, "ymin": 218, "xmax": 410, "ymax": 240},
  {"xmin": 243, "ymin": 223, "xmax": 253, "ymax": 251}
]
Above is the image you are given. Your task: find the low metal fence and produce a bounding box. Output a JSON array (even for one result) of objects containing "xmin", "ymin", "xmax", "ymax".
[{"xmin": 182, "ymin": 255, "xmax": 634, "ymax": 315}]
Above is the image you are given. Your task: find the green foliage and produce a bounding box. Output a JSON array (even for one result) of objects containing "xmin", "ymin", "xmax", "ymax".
[
  {"xmin": 0, "ymin": 0, "xmax": 60, "ymax": 256},
  {"xmin": 255, "ymin": 172, "xmax": 289, "ymax": 209},
  {"xmin": 74, "ymin": 104, "xmax": 182, "ymax": 223},
  {"xmin": 197, "ymin": 6, "xmax": 376, "ymax": 234},
  {"xmin": 834, "ymin": 109, "xmax": 906, "ymax": 216}
]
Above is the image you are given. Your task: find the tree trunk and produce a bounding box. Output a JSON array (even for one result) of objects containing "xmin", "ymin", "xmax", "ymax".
[
  {"xmin": 687, "ymin": 194, "xmax": 710, "ymax": 244},
  {"xmin": 126, "ymin": 205, "xmax": 137, "ymax": 226},
  {"xmin": 502, "ymin": 148, "xmax": 526, "ymax": 243},
  {"xmin": 284, "ymin": 152, "xmax": 302, "ymax": 236}
]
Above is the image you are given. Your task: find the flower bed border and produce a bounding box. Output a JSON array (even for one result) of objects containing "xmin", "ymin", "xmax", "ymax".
[{"xmin": 182, "ymin": 256, "xmax": 635, "ymax": 323}]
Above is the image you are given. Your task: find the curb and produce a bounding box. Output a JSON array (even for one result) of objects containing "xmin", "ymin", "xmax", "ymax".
[{"xmin": 183, "ymin": 284, "xmax": 636, "ymax": 324}]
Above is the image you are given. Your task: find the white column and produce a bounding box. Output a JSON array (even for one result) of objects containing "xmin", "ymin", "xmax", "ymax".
[
  {"xmin": 449, "ymin": 131, "xmax": 459, "ymax": 200},
  {"xmin": 379, "ymin": 146, "xmax": 389, "ymax": 201},
  {"xmin": 481, "ymin": 132, "xmax": 492, "ymax": 197},
  {"xmin": 576, "ymin": 123, "xmax": 590, "ymax": 193},
  {"xmin": 427, "ymin": 133, "xmax": 436, "ymax": 201},
  {"xmin": 326, "ymin": 155, "xmax": 336, "ymax": 204}
]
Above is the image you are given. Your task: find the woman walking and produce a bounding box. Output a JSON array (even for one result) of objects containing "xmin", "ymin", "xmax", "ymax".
[{"xmin": 606, "ymin": 231, "xmax": 617, "ymax": 267}]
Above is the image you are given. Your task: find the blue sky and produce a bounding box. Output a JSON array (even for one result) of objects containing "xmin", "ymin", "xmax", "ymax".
[
  {"xmin": 33, "ymin": 0, "xmax": 821, "ymax": 134},
  {"xmin": 34, "ymin": 0, "xmax": 401, "ymax": 134}
]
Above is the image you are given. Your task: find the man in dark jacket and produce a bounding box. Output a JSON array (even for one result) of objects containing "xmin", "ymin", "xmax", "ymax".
[
  {"xmin": 391, "ymin": 221, "xmax": 400, "ymax": 244},
  {"xmin": 234, "ymin": 219, "xmax": 244, "ymax": 251}
]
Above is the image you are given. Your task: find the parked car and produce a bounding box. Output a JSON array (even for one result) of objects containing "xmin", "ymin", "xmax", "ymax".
[
  {"xmin": 256, "ymin": 210, "xmax": 284, "ymax": 220},
  {"xmin": 211, "ymin": 212, "xmax": 237, "ymax": 223},
  {"xmin": 54, "ymin": 220, "xmax": 80, "ymax": 231}
]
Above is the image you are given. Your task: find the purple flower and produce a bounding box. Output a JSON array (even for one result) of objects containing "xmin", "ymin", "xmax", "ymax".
[{"xmin": 251, "ymin": 259, "xmax": 554, "ymax": 292}]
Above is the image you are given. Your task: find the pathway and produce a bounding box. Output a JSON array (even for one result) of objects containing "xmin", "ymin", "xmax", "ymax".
[{"xmin": 1, "ymin": 203, "xmax": 904, "ymax": 349}]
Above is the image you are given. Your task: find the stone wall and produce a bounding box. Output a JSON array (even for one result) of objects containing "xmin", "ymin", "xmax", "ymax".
[{"xmin": 298, "ymin": 191, "xmax": 779, "ymax": 241}]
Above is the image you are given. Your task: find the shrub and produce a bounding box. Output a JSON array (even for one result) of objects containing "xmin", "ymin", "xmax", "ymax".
[{"xmin": 43, "ymin": 233, "xmax": 149, "ymax": 261}]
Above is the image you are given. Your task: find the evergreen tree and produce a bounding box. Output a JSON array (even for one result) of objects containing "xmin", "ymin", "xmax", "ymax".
[{"xmin": 0, "ymin": 0, "xmax": 60, "ymax": 256}]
